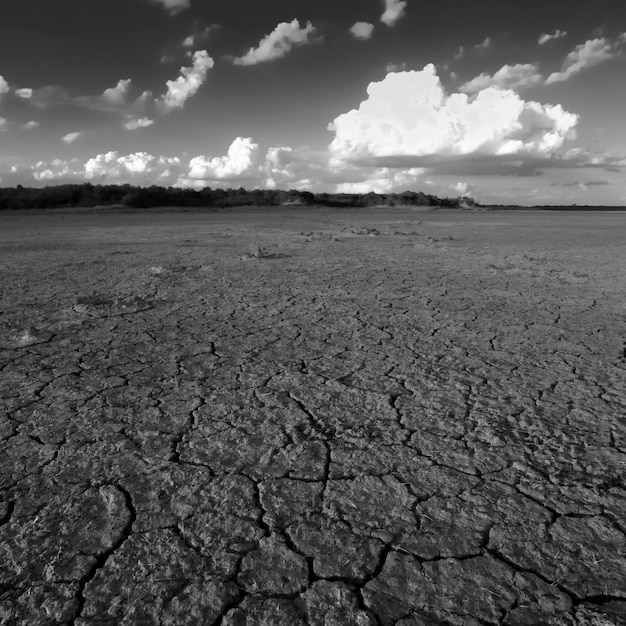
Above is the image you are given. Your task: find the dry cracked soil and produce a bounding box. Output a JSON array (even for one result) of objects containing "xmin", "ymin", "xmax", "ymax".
[{"xmin": 1, "ymin": 206, "xmax": 625, "ymax": 626}]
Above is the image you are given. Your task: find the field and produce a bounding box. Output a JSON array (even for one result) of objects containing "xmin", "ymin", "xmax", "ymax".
[{"xmin": 1, "ymin": 206, "xmax": 625, "ymax": 625}]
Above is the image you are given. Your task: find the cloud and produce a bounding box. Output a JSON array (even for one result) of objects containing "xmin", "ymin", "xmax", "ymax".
[
  {"xmin": 381, "ymin": 0, "xmax": 407, "ymax": 27},
  {"xmin": 23, "ymin": 120, "xmax": 39, "ymax": 130},
  {"xmin": 62, "ymin": 132, "xmax": 81, "ymax": 144},
  {"xmin": 33, "ymin": 158, "xmax": 82, "ymax": 182},
  {"xmin": 328, "ymin": 65, "xmax": 579, "ymax": 167},
  {"xmin": 475, "ymin": 37, "xmax": 492, "ymax": 51},
  {"xmin": 0, "ymin": 76, "xmax": 8, "ymax": 96},
  {"xmin": 102, "ymin": 79, "xmax": 132, "ymax": 105},
  {"xmin": 187, "ymin": 137, "xmax": 261, "ymax": 181},
  {"xmin": 15, "ymin": 88, "xmax": 32, "ymax": 99},
  {"xmin": 124, "ymin": 117, "xmax": 154, "ymax": 130},
  {"xmin": 179, "ymin": 139, "xmax": 327, "ymax": 190},
  {"xmin": 233, "ymin": 19, "xmax": 318, "ymax": 66},
  {"xmin": 157, "ymin": 50, "xmax": 214, "ymax": 113},
  {"xmin": 84, "ymin": 151, "xmax": 181, "ymax": 182},
  {"xmin": 461, "ymin": 64, "xmax": 543, "ymax": 93},
  {"xmin": 0, "ymin": 117, "xmax": 6, "ymax": 129},
  {"xmin": 350, "ymin": 22, "xmax": 375, "ymax": 41},
  {"xmin": 148, "ymin": 0, "xmax": 189, "ymax": 14},
  {"xmin": 546, "ymin": 38, "xmax": 618, "ymax": 83},
  {"xmin": 182, "ymin": 25, "xmax": 218, "ymax": 48},
  {"xmin": 336, "ymin": 167, "xmax": 425, "ymax": 193},
  {"xmin": 539, "ymin": 30, "xmax": 567, "ymax": 45}
]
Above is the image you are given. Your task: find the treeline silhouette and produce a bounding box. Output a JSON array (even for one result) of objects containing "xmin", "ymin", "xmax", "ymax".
[{"xmin": 0, "ymin": 183, "xmax": 476, "ymax": 211}]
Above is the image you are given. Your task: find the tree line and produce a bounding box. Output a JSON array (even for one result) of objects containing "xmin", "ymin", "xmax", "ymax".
[{"xmin": 0, "ymin": 183, "xmax": 476, "ymax": 211}]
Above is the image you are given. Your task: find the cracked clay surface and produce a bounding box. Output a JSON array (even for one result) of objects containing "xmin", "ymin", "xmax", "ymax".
[{"xmin": 1, "ymin": 207, "xmax": 626, "ymax": 625}]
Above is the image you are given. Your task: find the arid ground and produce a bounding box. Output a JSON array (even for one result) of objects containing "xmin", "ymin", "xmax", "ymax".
[{"xmin": 1, "ymin": 207, "xmax": 625, "ymax": 625}]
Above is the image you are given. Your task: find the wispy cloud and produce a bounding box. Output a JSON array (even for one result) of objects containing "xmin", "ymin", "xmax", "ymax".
[
  {"xmin": 0, "ymin": 76, "xmax": 9, "ymax": 97},
  {"xmin": 381, "ymin": 0, "xmax": 407, "ymax": 27},
  {"xmin": 124, "ymin": 117, "xmax": 154, "ymax": 130},
  {"xmin": 62, "ymin": 131, "xmax": 81, "ymax": 144},
  {"xmin": 182, "ymin": 24, "xmax": 219, "ymax": 48},
  {"xmin": 147, "ymin": 0, "xmax": 189, "ymax": 15},
  {"xmin": 475, "ymin": 36, "xmax": 492, "ymax": 51},
  {"xmin": 233, "ymin": 20, "xmax": 318, "ymax": 66},
  {"xmin": 539, "ymin": 30, "xmax": 567, "ymax": 45},
  {"xmin": 546, "ymin": 37, "xmax": 619, "ymax": 83},
  {"xmin": 461, "ymin": 64, "xmax": 543, "ymax": 93}
]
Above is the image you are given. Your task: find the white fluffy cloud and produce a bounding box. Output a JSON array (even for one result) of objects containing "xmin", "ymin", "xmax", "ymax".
[
  {"xmin": 0, "ymin": 76, "xmax": 8, "ymax": 96},
  {"xmin": 124, "ymin": 117, "xmax": 154, "ymax": 130},
  {"xmin": 180, "ymin": 139, "xmax": 324, "ymax": 190},
  {"xmin": 461, "ymin": 64, "xmax": 543, "ymax": 93},
  {"xmin": 62, "ymin": 132, "xmax": 81, "ymax": 144},
  {"xmin": 329, "ymin": 65, "xmax": 578, "ymax": 164},
  {"xmin": 23, "ymin": 120, "xmax": 39, "ymax": 130},
  {"xmin": 546, "ymin": 38, "xmax": 618, "ymax": 84},
  {"xmin": 337, "ymin": 167, "xmax": 425, "ymax": 193},
  {"xmin": 188, "ymin": 137, "xmax": 261, "ymax": 181},
  {"xmin": 15, "ymin": 88, "xmax": 32, "ymax": 99},
  {"xmin": 233, "ymin": 19, "xmax": 317, "ymax": 66},
  {"xmin": 84, "ymin": 151, "xmax": 181, "ymax": 181},
  {"xmin": 381, "ymin": 0, "xmax": 407, "ymax": 27},
  {"xmin": 148, "ymin": 0, "xmax": 189, "ymax": 14},
  {"xmin": 157, "ymin": 50, "xmax": 214, "ymax": 113},
  {"xmin": 350, "ymin": 22, "xmax": 375, "ymax": 40},
  {"xmin": 33, "ymin": 158, "xmax": 81, "ymax": 182},
  {"xmin": 539, "ymin": 30, "xmax": 567, "ymax": 45}
]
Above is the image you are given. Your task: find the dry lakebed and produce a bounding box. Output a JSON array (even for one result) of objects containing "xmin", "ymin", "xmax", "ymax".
[{"xmin": 1, "ymin": 206, "xmax": 625, "ymax": 625}]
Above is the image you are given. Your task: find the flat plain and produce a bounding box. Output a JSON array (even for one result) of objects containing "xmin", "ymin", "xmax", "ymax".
[{"xmin": 1, "ymin": 206, "xmax": 625, "ymax": 625}]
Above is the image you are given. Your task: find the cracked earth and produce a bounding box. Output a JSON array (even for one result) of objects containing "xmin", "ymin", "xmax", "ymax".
[{"xmin": 1, "ymin": 207, "xmax": 625, "ymax": 625}]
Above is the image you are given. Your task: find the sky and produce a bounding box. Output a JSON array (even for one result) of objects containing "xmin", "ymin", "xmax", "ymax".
[{"xmin": 1, "ymin": 0, "xmax": 625, "ymax": 205}]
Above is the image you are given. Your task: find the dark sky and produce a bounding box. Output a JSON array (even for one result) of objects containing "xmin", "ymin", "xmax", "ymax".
[{"xmin": 1, "ymin": 0, "xmax": 625, "ymax": 204}]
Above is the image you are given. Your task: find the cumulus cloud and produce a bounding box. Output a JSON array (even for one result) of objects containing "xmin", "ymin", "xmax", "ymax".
[
  {"xmin": 187, "ymin": 137, "xmax": 261, "ymax": 181},
  {"xmin": 381, "ymin": 0, "xmax": 407, "ymax": 27},
  {"xmin": 23, "ymin": 120, "xmax": 39, "ymax": 130},
  {"xmin": 461, "ymin": 64, "xmax": 543, "ymax": 93},
  {"xmin": 539, "ymin": 30, "xmax": 567, "ymax": 45},
  {"xmin": 328, "ymin": 65, "xmax": 578, "ymax": 166},
  {"xmin": 0, "ymin": 76, "xmax": 8, "ymax": 96},
  {"xmin": 148, "ymin": 0, "xmax": 189, "ymax": 14},
  {"xmin": 453, "ymin": 181, "xmax": 477, "ymax": 197},
  {"xmin": 337, "ymin": 167, "xmax": 425, "ymax": 193},
  {"xmin": 179, "ymin": 138, "xmax": 326, "ymax": 190},
  {"xmin": 350, "ymin": 22, "xmax": 375, "ymax": 40},
  {"xmin": 124, "ymin": 117, "xmax": 154, "ymax": 130},
  {"xmin": 102, "ymin": 79, "xmax": 132, "ymax": 105},
  {"xmin": 33, "ymin": 158, "xmax": 82, "ymax": 182},
  {"xmin": 546, "ymin": 38, "xmax": 618, "ymax": 83},
  {"xmin": 84, "ymin": 151, "xmax": 181, "ymax": 182},
  {"xmin": 62, "ymin": 131, "xmax": 81, "ymax": 144},
  {"xmin": 157, "ymin": 50, "xmax": 214, "ymax": 113},
  {"xmin": 15, "ymin": 88, "xmax": 32, "ymax": 99},
  {"xmin": 233, "ymin": 19, "xmax": 318, "ymax": 66}
]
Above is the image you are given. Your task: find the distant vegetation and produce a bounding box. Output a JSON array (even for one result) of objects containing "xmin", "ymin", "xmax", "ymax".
[{"xmin": 0, "ymin": 183, "xmax": 476, "ymax": 211}]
